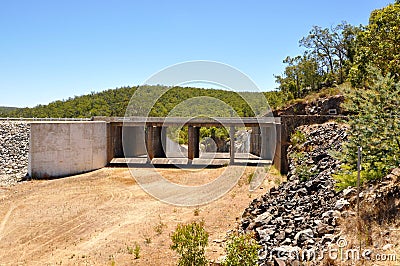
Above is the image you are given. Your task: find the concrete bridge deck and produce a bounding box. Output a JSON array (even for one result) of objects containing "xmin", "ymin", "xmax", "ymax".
[
  {"xmin": 110, "ymin": 152, "xmax": 271, "ymax": 167},
  {"xmin": 103, "ymin": 116, "xmax": 279, "ymax": 127}
]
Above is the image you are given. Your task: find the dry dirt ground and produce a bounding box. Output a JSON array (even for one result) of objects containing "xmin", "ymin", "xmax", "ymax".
[{"xmin": 0, "ymin": 166, "xmax": 281, "ymax": 266}]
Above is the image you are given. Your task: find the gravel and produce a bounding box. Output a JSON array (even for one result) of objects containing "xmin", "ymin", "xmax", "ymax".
[
  {"xmin": 0, "ymin": 121, "xmax": 30, "ymax": 186},
  {"xmin": 240, "ymin": 122, "xmax": 349, "ymax": 265}
]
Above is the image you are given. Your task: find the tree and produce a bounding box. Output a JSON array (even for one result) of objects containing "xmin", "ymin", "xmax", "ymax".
[
  {"xmin": 299, "ymin": 22, "xmax": 356, "ymax": 86},
  {"xmin": 334, "ymin": 67, "xmax": 400, "ymax": 190},
  {"xmin": 274, "ymin": 54, "xmax": 321, "ymax": 98},
  {"xmin": 331, "ymin": 22, "xmax": 360, "ymax": 83},
  {"xmin": 350, "ymin": 2, "xmax": 400, "ymax": 87},
  {"xmin": 300, "ymin": 26, "xmax": 336, "ymax": 76}
]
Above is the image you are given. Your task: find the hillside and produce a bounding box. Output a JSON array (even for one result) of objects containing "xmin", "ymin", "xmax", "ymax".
[
  {"xmin": 0, "ymin": 106, "xmax": 18, "ymax": 116},
  {"xmin": 0, "ymin": 85, "xmax": 288, "ymax": 119}
]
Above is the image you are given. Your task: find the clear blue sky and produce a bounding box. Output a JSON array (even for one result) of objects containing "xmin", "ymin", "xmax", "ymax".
[{"xmin": 0, "ymin": 0, "xmax": 392, "ymax": 107}]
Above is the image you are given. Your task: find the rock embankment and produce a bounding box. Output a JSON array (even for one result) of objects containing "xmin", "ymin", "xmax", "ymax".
[
  {"xmin": 241, "ymin": 122, "xmax": 348, "ymax": 265},
  {"xmin": 273, "ymin": 95, "xmax": 345, "ymax": 116},
  {"xmin": 0, "ymin": 121, "xmax": 30, "ymax": 186}
]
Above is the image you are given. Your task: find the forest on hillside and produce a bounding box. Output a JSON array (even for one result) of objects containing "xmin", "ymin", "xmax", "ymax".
[
  {"xmin": 0, "ymin": 107, "xmax": 17, "ymax": 114},
  {"xmin": 0, "ymin": 86, "xmax": 287, "ymax": 118}
]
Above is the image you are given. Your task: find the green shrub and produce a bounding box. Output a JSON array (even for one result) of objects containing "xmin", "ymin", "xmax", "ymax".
[
  {"xmin": 333, "ymin": 164, "xmax": 364, "ymax": 191},
  {"xmin": 289, "ymin": 151, "xmax": 305, "ymax": 163},
  {"xmin": 296, "ymin": 164, "xmax": 316, "ymax": 182},
  {"xmin": 290, "ymin": 130, "xmax": 306, "ymax": 147},
  {"xmin": 333, "ymin": 162, "xmax": 387, "ymax": 191},
  {"xmin": 127, "ymin": 243, "xmax": 141, "ymax": 259},
  {"xmin": 246, "ymin": 173, "xmax": 254, "ymax": 185},
  {"xmin": 134, "ymin": 243, "xmax": 141, "ymax": 259},
  {"xmin": 170, "ymin": 221, "xmax": 209, "ymax": 266},
  {"xmin": 222, "ymin": 232, "xmax": 260, "ymax": 266}
]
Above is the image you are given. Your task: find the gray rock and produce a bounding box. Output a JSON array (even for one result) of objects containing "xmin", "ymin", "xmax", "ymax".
[
  {"xmin": 294, "ymin": 229, "xmax": 314, "ymax": 242},
  {"xmin": 255, "ymin": 212, "xmax": 273, "ymax": 224},
  {"xmin": 334, "ymin": 198, "xmax": 350, "ymax": 210},
  {"xmin": 0, "ymin": 122, "xmax": 30, "ymax": 186},
  {"xmin": 382, "ymin": 243, "xmax": 394, "ymax": 251},
  {"xmin": 239, "ymin": 122, "xmax": 349, "ymax": 265},
  {"xmin": 342, "ymin": 187, "xmax": 356, "ymax": 197}
]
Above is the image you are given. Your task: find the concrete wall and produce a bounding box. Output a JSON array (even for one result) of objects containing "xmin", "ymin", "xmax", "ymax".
[
  {"xmin": 29, "ymin": 121, "xmax": 108, "ymax": 178},
  {"xmin": 122, "ymin": 126, "xmax": 147, "ymax": 157}
]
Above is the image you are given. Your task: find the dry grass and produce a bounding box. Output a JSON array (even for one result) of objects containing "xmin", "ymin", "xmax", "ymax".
[
  {"xmin": 336, "ymin": 194, "xmax": 400, "ymax": 265},
  {"xmin": 286, "ymin": 85, "xmax": 344, "ymax": 106}
]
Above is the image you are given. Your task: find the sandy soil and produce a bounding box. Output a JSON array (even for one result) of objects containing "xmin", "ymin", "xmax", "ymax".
[{"xmin": 0, "ymin": 166, "xmax": 280, "ymax": 266}]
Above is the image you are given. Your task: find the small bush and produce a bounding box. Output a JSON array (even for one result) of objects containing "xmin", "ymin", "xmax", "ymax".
[
  {"xmin": 171, "ymin": 220, "xmax": 209, "ymax": 266},
  {"xmin": 222, "ymin": 232, "xmax": 260, "ymax": 266},
  {"xmin": 154, "ymin": 215, "xmax": 166, "ymax": 235},
  {"xmin": 154, "ymin": 223, "xmax": 165, "ymax": 235},
  {"xmin": 289, "ymin": 151, "xmax": 306, "ymax": 168},
  {"xmin": 296, "ymin": 164, "xmax": 316, "ymax": 182},
  {"xmin": 247, "ymin": 173, "xmax": 254, "ymax": 185},
  {"xmin": 333, "ymin": 162, "xmax": 386, "ymax": 191},
  {"xmin": 134, "ymin": 243, "xmax": 141, "ymax": 259},
  {"xmin": 290, "ymin": 130, "xmax": 306, "ymax": 147},
  {"xmin": 127, "ymin": 245, "xmax": 133, "ymax": 254}
]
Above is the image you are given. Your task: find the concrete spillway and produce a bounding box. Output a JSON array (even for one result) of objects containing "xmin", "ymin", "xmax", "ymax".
[{"xmin": 28, "ymin": 117, "xmax": 281, "ymax": 178}]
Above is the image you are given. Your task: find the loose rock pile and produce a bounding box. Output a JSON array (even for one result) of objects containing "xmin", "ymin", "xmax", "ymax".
[
  {"xmin": 0, "ymin": 121, "xmax": 30, "ymax": 186},
  {"xmin": 241, "ymin": 122, "xmax": 348, "ymax": 265}
]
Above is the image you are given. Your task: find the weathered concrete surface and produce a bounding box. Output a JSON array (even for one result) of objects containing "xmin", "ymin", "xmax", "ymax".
[
  {"xmin": 122, "ymin": 126, "xmax": 146, "ymax": 157},
  {"xmin": 28, "ymin": 121, "xmax": 107, "ymax": 178}
]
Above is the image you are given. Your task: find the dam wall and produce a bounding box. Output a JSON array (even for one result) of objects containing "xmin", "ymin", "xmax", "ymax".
[{"xmin": 28, "ymin": 121, "xmax": 108, "ymax": 178}]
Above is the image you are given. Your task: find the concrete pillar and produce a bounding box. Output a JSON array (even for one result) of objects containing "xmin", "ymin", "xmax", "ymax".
[
  {"xmin": 230, "ymin": 126, "xmax": 235, "ymax": 164},
  {"xmin": 106, "ymin": 124, "xmax": 114, "ymax": 162},
  {"xmin": 146, "ymin": 126, "xmax": 166, "ymax": 160},
  {"xmin": 260, "ymin": 126, "xmax": 275, "ymax": 160},
  {"xmin": 273, "ymin": 122, "xmax": 282, "ymax": 172},
  {"xmin": 250, "ymin": 126, "xmax": 261, "ymax": 157},
  {"xmin": 107, "ymin": 125, "xmax": 123, "ymax": 161},
  {"xmin": 188, "ymin": 126, "xmax": 200, "ymax": 160},
  {"xmin": 161, "ymin": 126, "xmax": 167, "ymax": 156}
]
